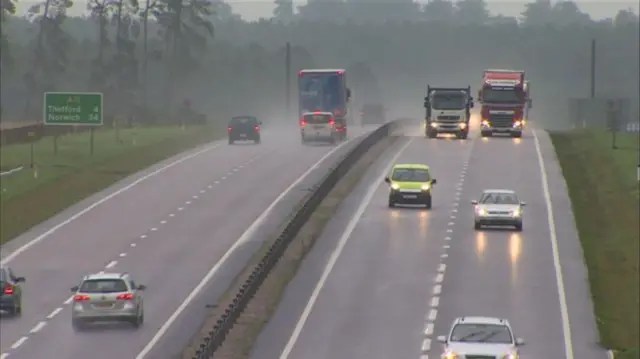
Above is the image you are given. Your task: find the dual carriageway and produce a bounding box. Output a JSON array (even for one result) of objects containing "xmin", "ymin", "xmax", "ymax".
[{"xmin": 0, "ymin": 120, "xmax": 605, "ymax": 359}]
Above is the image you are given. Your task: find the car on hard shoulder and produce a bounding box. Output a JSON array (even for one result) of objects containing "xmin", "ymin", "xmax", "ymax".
[
  {"xmin": 384, "ymin": 164, "xmax": 437, "ymax": 209},
  {"xmin": 70, "ymin": 272, "xmax": 146, "ymax": 330},
  {"xmin": 437, "ymin": 316, "xmax": 525, "ymax": 359},
  {"xmin": 472, "ymin": 189, "xmax": 526, "ymax": 231},
  {"xmin": 0, "ymin": 266, "xmax": 25, "ymax": 316},
  {"xmin": 228, "ymin": 116, "xmax": 261, "ymax": 144},
  {"xmin": 300, "ymin": 111, "xmax": 341, "ymax": 144}
]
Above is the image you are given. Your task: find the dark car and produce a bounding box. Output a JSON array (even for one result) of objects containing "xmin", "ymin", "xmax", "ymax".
[
  {"xmin": 0, "ymin": 266, "xmax": 25, "ymax": 316},
  {"xmin": 228, "ymin": 116, "xmax": 261, "ymax": 144}
]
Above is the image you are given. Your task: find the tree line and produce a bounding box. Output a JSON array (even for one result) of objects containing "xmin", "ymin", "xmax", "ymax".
[{"xmin": 1, "ymin": 0, "xmax": 638, "ymax": 129}]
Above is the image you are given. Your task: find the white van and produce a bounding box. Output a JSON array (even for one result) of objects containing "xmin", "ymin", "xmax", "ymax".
[{"xmin": 300, "ymin": 111, "xmax": 338, "ymax": 144}]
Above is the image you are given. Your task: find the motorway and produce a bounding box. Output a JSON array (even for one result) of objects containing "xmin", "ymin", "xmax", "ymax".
[
  {"xmin": 0, "ymin": 125, "xmax": 376, "ymax": 359},
  {"xmin": 251, "ymin": 121, "xmax": 605, "ymax": 359}
]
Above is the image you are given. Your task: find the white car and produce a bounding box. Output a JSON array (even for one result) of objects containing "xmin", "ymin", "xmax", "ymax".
[
  {"xmin": 437, "ymin": 316, "xmax": 525, "ymax": 359},
  {"xmin": 300, "ymin": 111, "xmax": 339, "ymax": 144},
  {"xmin": 472, "ymin": 189, "xmax": 526, "ymax": 231}
]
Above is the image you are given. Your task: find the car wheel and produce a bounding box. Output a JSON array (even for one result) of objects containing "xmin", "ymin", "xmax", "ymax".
[
  {"xmin": 481, "ymin": 131, "xmax": 491, "ymax": 138},
  {"xmin": 72, "ymin": 319, "xmax": 85, "ymax": 331},
  {"xmin": 14, "ymin": 298, "xmax": 22, "ymax": 315},
  {"xmin": 388, "ymin": 198, "xmax": 395, "ymax": 208},
  {"xmin": 427, "ymin": 130, "xmax": 437, "ymax": 139},
  {"xmin": 511, "ymin": 131, "xmax": 522, "ymax": 138},
  {"xmin": 474, "ymin": 222, "xmax": 482, "ymax": 230},
  {"xmin": 228, "ymin": 138, "xmax": 234, "ymax": 145},
  {"xmin": 514, "ymin": 222, "xmax": 523, "ymax": 231},
  {"xmin": 424, "ymin": 195, "xmax": 432, "ymax": 209},
  {"xmin": 458, "ymin": 132, "xmax": 468, "ymax": 139}
]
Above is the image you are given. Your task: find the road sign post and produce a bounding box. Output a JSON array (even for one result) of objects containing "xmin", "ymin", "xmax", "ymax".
[{"xmin": 44, "ymin": 92, "xmax": 103, "ymax": 156}]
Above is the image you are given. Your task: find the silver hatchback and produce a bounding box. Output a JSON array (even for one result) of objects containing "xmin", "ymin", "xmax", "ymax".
[
  {"xmin": 70, "ymin": 272, "xmax": 145, "ymax": 330},
  {"xmin": 472, "ymin": 189, "xmax": 526, "ymax": 231}
]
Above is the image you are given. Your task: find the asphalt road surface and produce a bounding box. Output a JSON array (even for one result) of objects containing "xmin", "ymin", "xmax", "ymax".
[
  {"xmin": 0, "ymin": 125, "xmax": 377, "ymax": 359},
  {"xmin": 251, "ymin": 122, "xmax": 605, "ymax": 359}
]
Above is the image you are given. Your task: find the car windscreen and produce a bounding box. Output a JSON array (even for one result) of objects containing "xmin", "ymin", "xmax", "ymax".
[
  {"xmin": 391, "ymin": 168, "xmax": 430, "ymax": 182},
  {"xmin": 480, "ymin": 193, "xmax": 518, "ymax": 204},
  {"xmin": 80, "ymin": 279, "xmax": 128, "ymax": 293},
  {"xmin": 431, "ymin": 93, "xmax": 466, "ymax": 110},
  {"xmin": 450, "ymin": 323, "xmax": 513, "ymax": 344},
  {"xmin": 230, "ymin": 117, "xmax": 257, "ymax": 126},
  {"xmin": 303, "ymin": 113, "xmax": 332, "ymax": 124}
]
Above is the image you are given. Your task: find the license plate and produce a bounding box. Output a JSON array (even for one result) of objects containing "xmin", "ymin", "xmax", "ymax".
[
  {"xmin": 403, "ymin": 195, "xmax": 418, "ymax": 199},
  {"xmin": 314, "ymin": 125, "xmax": 324, "ymax": 129},
  {"xmin": 240, "ymin": 134, "xmax": 247, "ymax": 138},
  {"xmin": 93, "ymin": 303, "xmax": 113, "ymax": 308}
]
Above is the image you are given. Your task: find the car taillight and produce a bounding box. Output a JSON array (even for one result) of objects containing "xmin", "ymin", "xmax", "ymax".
[
  {"xmin": 73, "ymin": 294, "xmax": 90, "ymax": 301},
  {"xmin": 300, "ymin": 120, "xmax": 307, "ymax": 127},
  {"xmin": 254, "ymin": 125, "xmax": 260, "ymax": 132},
  {"xmin": 227, "ymin": 126, "xmax": 232, "ymax": 132},
  {"xmin": 329, "ymin": 120, "xmax": 335, "ymax": 126},
  {"xmin": 116, "ymin": 293, "xmax": 134, "ymax": 300},
  {"xmin": 3, "ymin": 284, "xmax": 14, "ymax": 295}
]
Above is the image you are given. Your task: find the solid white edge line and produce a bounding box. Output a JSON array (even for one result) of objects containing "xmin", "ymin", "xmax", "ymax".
[
  {"xmin": 532, "ymin": 129, "xmax": 574, "ymax": 359},
  {"xmin": 1, "ymin": 142, "xmax": 223, "ymax": 265},
  {"xmin": 277, "ymin": 137, "xmax": 414, "ymax": 359},
  {"xmin": 135, "ymin": 129, "xmax": 375, "ymax": 359}
]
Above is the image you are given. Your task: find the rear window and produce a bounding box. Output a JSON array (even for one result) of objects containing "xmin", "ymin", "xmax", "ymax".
[
  {"xmin": 303, "ymin": 113, "xmax": 332, "ymax": 124},
  {"xmin": 230, "ymin": 117, "xmax": 257, "ymax": 125},
  {"xmin": 80, "ymin": 279, "xmax": 128, "ymax": 293}
]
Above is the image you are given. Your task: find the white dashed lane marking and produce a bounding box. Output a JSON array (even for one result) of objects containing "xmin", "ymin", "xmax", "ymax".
[{"xmin": 0, "ymin": 153, "xmax": 269, "ymax": 359}]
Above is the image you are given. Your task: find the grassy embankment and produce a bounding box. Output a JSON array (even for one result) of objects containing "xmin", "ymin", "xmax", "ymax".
[
  {"xmin": 550, "ymin": 129, "xmax": 639, "ymax": 358},
  {"xmin": 0, "ymin": 125, "xmax": 222, "ymax": 244}
]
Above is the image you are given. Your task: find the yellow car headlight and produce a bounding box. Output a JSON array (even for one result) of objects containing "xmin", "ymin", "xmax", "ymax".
[
  {"xmin": 421, "ymin": 183, "xmax": 431, "ymax": 191},
  {"xmin": 391, "ymin": 183, "xmax": 400, "ymax": 190}
]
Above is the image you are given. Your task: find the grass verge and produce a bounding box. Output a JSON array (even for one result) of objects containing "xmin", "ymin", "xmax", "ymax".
[
  {"xmin": 549, "ymin": 129, "xmax": 639, "ymax": 353},
  {"xmin": 180, "ymin": 135, "xmax": 400, "ymax": 359},
  {"xmin": 0, "ymin": 125, "xmax": 222, "ymax": 244}
]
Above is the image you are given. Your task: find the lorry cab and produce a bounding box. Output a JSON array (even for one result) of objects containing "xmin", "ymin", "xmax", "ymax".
[
  {"xmin": 424, "ymin": 86, "xmax": 473, "ymax": 140},
  {"xmin": 300, "ymin": 111, "xmax": 340, "ymax": 144},
  {"xmin": 478, "ymin": 69, "xmax": 530, "ymax": 138}
]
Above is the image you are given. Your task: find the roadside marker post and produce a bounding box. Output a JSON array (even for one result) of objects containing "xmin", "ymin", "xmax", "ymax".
[{"xmin": 43, "ymin": 92, "xmax": 104, "ymax": 156}]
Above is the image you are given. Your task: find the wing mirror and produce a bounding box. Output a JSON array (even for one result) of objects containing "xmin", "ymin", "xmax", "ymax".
[
  {"xmin": 471, "ymin": 200, "xmax": 478, "ymax": 205},
  {"xmin": 384, "ymin": 177, "xmax": 390, "ymax": 183},
  {"xmin": 437, "ymin": 335, "xmax": 447, "ymax": 343},
  {"xmin": 515, "ymin": 337, "xmax": 525, "ymax": 346},
  {"xmin": 431, "ymin": 179, "xmax": 437, "ymax": 184},
  {"xmin": 15, "ymin": 276, "xmax": 26, "ymax": 283},
  {"xmin": 137, "ymin": 284, "xmax": 147, "ymax": 290},
  {"xmin": 70, "ymin": 286, "xmax": 79, "ymax": 292},
  {"xmin": 520, "ymin": 201, "xmax": 527, "ymax": 206}
]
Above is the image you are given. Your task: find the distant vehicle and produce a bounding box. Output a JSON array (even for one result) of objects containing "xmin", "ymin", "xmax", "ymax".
[
  {"xmin": 437, "ymin": 316, "xmax": 525, "ymax": 359},
  {"xmin": 360, "ymin": 103, "xmax": 386, "ymax": 125},
  {"xmin": 228, "ymin": 116, "xmax": 261, "ymax": 144},
  {"xmin": 384, "ymin": 164, "xmax": 437, "ymax": 209},
  {"xmin": 0, "ymin": 266, "xmax": 25, "ymax": 316},
  {"xmin": 472, "ymin": 189, "xmax": 526, "ymax": 231},
  {"xmin": 300, "ymin": 111, "xmax": 341, "ymax": 144},
  {"xmin": 70, "ymin": 272, "xmax": 146, "ymax": 330},
  {"xmin": 478, "ymin": 69, "xmax": 532, "ymax": 138},
  {"xmin": 424, "ymin": 85, "xmax": 474, "ymax": 140},
  {"xmin": 298, "ymin": 69, "xmax": 351, "ymax": 140}
]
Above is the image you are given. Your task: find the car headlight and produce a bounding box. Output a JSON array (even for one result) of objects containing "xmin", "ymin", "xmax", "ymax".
[
  {"xmin": 442, "ymin": 351, "xmax": 459, "ymax": 359},
  {"xmin": 421, "ymin": 183, "xmax": 430, "ymax": 191},
  {"xmin": 513, "ymin": 120, "xmax": 522, "ymax": 127},
  {"xmin": 476, "ymin": 208, "xmax": 486, "ymax": 216},
  {"xmin": 481, "ymin": 120, "xmax": 490, "ymax": 127},
  {"xmin": 512, "ymin": 208, "xmax": 521, "ymax": 217},
  {"xmin": 502, "ymin": 352, "xmax": 519, "ymax": 359},
  {"xmin": 430, "ymin": 122, "xmax": 438, "ymax": 128},
  {"xmin": 391, "ymin": 183, "xmax": 400, "ymax": 190},
  {"xmin": 459, "ymin": 122, "xmax": 467, "ymax": 129}
]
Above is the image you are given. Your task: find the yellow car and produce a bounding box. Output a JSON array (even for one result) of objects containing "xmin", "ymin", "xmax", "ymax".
[{"xmin": 384, "ymin": 164, "xmax": 437, "ymax": 208}]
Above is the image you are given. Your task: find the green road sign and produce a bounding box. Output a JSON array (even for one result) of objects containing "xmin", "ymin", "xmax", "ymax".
[{"xmin": 44, "ymin": 92, "xmax": 103, "ymax": 126}]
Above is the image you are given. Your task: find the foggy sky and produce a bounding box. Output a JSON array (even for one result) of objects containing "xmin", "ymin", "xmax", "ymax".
[{"xmin": 13, "ymin": 0, "xmax": 640, "ymax": 22}]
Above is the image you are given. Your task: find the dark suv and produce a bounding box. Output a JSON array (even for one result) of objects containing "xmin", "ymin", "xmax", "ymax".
[
  {"xmin": 0, "ymin": 266, "xmax": 25, "ymax": 316},
  {"xmin": 228, "ymin": 116, "xmax": 261, "ymax": 144}
]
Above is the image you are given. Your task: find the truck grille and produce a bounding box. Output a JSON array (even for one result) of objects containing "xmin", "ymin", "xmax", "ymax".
[
  {"xmin": 488, "ymin": 114, "xmax": 513, "ymax": 128},
  {"xmin": 465, "ymin": 356, "xmax": 496, "ymax": 359},
  {"xmin": 437, "ymin": 115, "xmax": 461, "ymax": 122}
]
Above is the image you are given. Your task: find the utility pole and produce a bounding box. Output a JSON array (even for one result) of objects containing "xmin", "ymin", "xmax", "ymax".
[
  {"xmin": 590, "ymin": 39, "xmax": 596, "ymax": 99},
  {"xmin": 285, "ymin": 42, "xmax": 291, "ymax": 120}
]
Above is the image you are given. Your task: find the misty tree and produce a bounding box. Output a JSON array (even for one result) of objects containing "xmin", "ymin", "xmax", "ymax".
[
  {"xmin": 23, "ymin": 0, "xmax": 74, "ymax": 118},
  {"xmin": 454, "ymin": 0, "xmax": 489, "ymax": 25},
  {"xmin": 614, "ymin": 8, "xmax": 640, "ymax": 26},
  {"xmin": 273, "ymin": 0, "xmax": 293, "ymax": 23},
  {"xmin": 422, "ymin": 0, "xmax": 455, "ymax": 23},
  {"xmin": 154, "ymin": 0, "xmax": 214, "ymax": 115},
  {"xmin": 109, "ymin": 0, "xmax": 140, "ymax": 116},
  {"xmin": 520, "ymin": 0, "xmax": 590, "ymax": 27}
]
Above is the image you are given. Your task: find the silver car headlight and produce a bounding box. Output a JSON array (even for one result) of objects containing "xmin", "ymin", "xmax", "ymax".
[
  {"xmin": 476, "ymin": 208, "xmax": 487, "ymax": 216},
  {"xmin": 502, "ymin": 352, "xmax": 519, "ymax": 359},
  {"xmin": 512, "ymin": 208, "xmax": 521, "ymax": 217}
]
